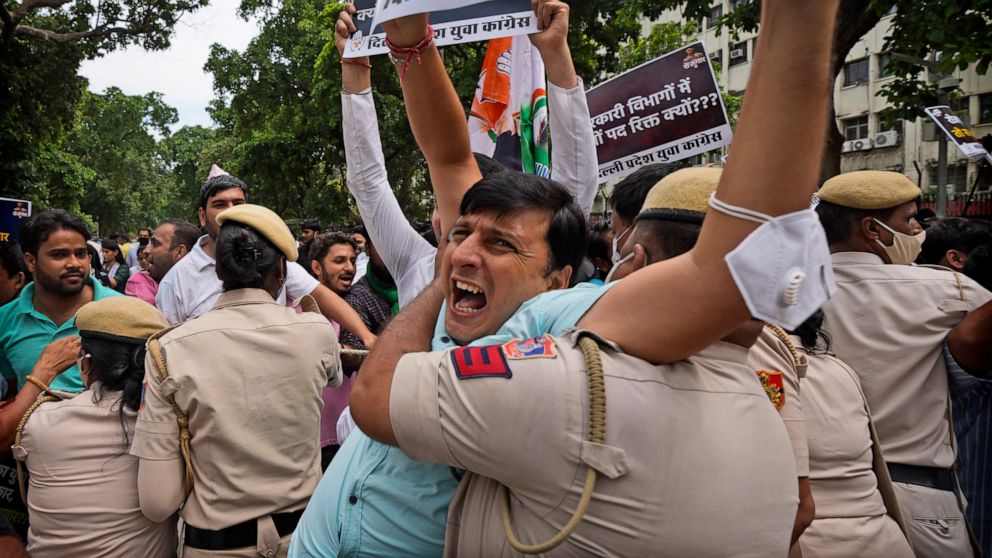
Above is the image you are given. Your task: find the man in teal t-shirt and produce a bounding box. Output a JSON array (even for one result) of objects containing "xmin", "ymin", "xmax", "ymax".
[{"xmin": 0, "ymin": 210, "xmax": 120, "ymax": 393}]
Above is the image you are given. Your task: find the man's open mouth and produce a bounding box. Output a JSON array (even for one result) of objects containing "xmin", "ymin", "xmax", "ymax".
[{"xmin": 452, "ymin": 280, "xmax": 487, "ymax": 314}]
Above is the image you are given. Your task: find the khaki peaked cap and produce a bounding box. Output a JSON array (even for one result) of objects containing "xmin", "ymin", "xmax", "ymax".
[
  {"xmin": 637, "ymin": 167, "xmax": 722, "ymax": 223},
  {"xmin": 818, "ymin": 171, "xmax": 921, "ymax": 210},
  {"xmin": 76, "ymin": 296, "xmax": 169, "ymax": 344},
  {"xmin": 216, "ymin": 204, "xmax": 299, "ymax": 261}
]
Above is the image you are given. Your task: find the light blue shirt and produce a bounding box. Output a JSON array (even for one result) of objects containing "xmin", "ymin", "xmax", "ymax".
[{"xmin": 290, "ymin": 283, "xmax": 614, "ymax": 557}]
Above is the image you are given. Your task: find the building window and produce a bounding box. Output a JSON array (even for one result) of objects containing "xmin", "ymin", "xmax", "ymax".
[
  {"xmin": 708, "ymin": 5, "xmax": 723, "ymax": 28},
  {"xmin": 929, "ymin": 164, "xmax": 969, "ymax": 192},
  {"xmin": 980, "ymin": 93, "xmax": 992, "ymax": 124},
  {"xmin": 694, "ymin": 18, "xmax": 704, "ymax": 34},
  {"xmin": 708, "ymin": 49, "xmax": 723, "ymax": 66},
  {"xmin": 877, "ymin": 53, "xmax": 894, "ymax": 78},
  {"xmin": 843, "ymin": 58, "xmax": 869, "ymax": 86},
  {"xmin": 843, "ymin": 116, "xmax": 869, "ymax": 141},
  {"xmin": 729, "ymin": 41, "xmax": 748, "ymax": 66},
  {"xmin": 730, "ymin": 0, "xmax": 748, "ymax": 10}
]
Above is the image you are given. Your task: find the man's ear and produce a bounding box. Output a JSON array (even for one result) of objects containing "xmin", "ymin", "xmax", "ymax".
[
  {"xmin": 23, "ymin": 252, "xmax": 36, "ymax": 275},
  {"xmin": 945, "ymin": 249, "xmax": 968, "ymax": 271},
  {"xmin": 198, "ymin": 207, "xmax": 207, "ymax": 228},
  {"xmin": 310, "ymin": 258, "xmax": 323, "ymax": 280},
  {"xmin": 13, "ymin": 271, "xmax": 26, "ymax": 291},
  {"xmin": 629, "ymin": 243, "xmax": 649, "ymax": 272},
  {"xmin": 173, "ymin": 244, "xmax": 189, "ymax": 262},
  {"xmin": 547, "ymin": 264, "xmax": 573, "ymax": 291},
  {"xmin": 859, "ymin": 217, "xmax": 882, "ymax": 242}
]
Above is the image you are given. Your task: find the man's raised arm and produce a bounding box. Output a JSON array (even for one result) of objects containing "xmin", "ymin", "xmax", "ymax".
[
  {"xmin": 579, "ymin": 0, "xmax": 840, "ymax": 363},
  {"xmin": 379, "ymin": 15, "xmax": 481, "ymax": 236}
]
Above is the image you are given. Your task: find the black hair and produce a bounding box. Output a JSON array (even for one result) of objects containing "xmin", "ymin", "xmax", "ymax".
[
  {"xmin": 309, "ymin": 231, "xmax": 358, "ymax": 263},
  {"xmin": 80, "ymin": 335, "xmax": 147, "ymax": 447},
  {"xmin": 963, "ymin": 243, "xmax": 992, "ymax": 291},
  {"xmin": 161, "ymin": 219, "xmax": 201, "ymax": 252},
  {"xmin": 301, "ymin": 218, "xmax": 322, "ymax": 233},
  {"xmin": 586, "ymin": 228, "xmax": 610, "ymax": 263},
  {"xmin": 633, "ymin": 219, "xmax": 702, "ymax": 262},
  {"xmin": 101, "ymin": 239, "xmax": 126, "ymax": 265},
  {"xmin": 917, "ymin": 217, "xmax": 991, "ymax": 265},
  {"xmin": 351, "ymin": 225, "xmax": 371, "ymax": 247},
  {"xmin": 609, "ymin": 163, "xmax": 680, "ymax": 225},
  {"xmin": 473, "ymin": 152, "xmax": 509, "ymax": 178},
  {"xmin": 137, "ymin": 227, "xmax": 151, "ymax": 235},
  {"xmin": 86, "ymin": 244, "xmax": 101, "ymax": 267},
  {"xmin": 199, "ymin": 175, "xmax": 248, "ymax": 209},
  {"xmin": 815, "ymin": 201, "xmax": 897, "ymax": 245},
  {"xmin": 18, "ymin": 209, "xmax": 91, "ymax": 256},
  {"xmin": 215, "ymin": 221, "xmax": 282, "ymax": 291},
  {"xmin": 787, "ymin": 309, "xmax": 832, "ymax": 352},
  {"xmin": 460, "ymin": 171, "xmax": 586, "ymax": 273},
  {"xmin": 0, "ymin": 241, "xmax": 30, "ymax": 283}
]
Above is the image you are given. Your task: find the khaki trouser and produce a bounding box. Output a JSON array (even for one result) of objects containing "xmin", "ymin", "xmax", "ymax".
[
  {"xmin": 797, "ymin": 514, "xmax": 914, "ymax": 558},
  {"xmin": 182, "ymin": 516, "xmax": 290, "ymax": 558},
  {"xmin": 892, "ymin": 481, "xmax": 974, "ymax": 558}
]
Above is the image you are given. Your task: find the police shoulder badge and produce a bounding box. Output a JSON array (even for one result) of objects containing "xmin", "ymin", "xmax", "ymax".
[
  {"xmin": 451, "ymin": 345, "xmax": 511, "ymax": 380},
  {"xmin": 756, "ymin": 370, "xmax": 785, "ymax": 411},
  {"xmin": 502, "ymin": 335, "xmax": 557, "ymax": 360}
]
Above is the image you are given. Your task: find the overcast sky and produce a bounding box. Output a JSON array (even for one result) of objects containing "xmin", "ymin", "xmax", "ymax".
[{"xmin": 79, "ymin": 0, "xmax": 258, "ymax": 131}]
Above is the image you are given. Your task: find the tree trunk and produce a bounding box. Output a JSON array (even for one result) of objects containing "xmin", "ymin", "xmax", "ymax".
[{"xmin": 818, "ymin": 0, "xmax": 894, "ymax": 185}]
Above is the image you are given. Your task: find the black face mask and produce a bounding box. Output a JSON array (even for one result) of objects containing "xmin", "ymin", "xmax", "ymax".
[{"xmin": 138, "ymin": 237, "xmax": 150, "ymax": 247}]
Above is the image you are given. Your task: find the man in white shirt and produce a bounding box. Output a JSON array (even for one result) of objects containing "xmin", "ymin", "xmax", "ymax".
[{"xmin": 155, "ymin": 171, "xmax": 378, "ymax": 347}]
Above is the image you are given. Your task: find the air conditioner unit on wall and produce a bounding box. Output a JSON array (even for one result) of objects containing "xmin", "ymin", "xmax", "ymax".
[
  {"xmin": 730, "ymin": 48, "xmax": 744, "ymax": 59},
  {"xmin": 874, "ymin": 131, "xmax": 900, "ymax": 148},
  {"xmin": 842, "ymin": 141, "xmax": 855, "ymax": 153},
  {"xmin": 850, "ymin": 138, "xmax": 873, "ymax": 151}
]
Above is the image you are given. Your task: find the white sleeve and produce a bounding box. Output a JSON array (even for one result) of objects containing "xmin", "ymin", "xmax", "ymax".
[
  {"xmin": 154, "ymin": 275, "xmax": 183, "ymax": 326},
  {"xmin": 285, "ymin": 261, "xmax": 320, "ymax": 301},
  {"xmin": 342, "ymin": 90, "xmax": 437, "ymax": 299},
  {"xmin": 548, "ymin": 78, "xmax": 598, "ymax": 218},
  {"xmin": 336, "ymin": 406, "xmax": 357, "ymax": 445}
]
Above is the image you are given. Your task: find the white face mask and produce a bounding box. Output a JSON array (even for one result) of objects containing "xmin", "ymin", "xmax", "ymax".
[
  {"xmin": 612, "ymin": 224, "xmax": 634, "ymax": 264},
  {"xmin": 605, "ymin": 251, "xmax": 634, "ymax": 283},
  {"xmin": 709, "ymin": 194, "xmax": 836, "ymax": 330},
  {"xmin": 872, "ymin": 219, "xmax": 926, "ymax": 265}
]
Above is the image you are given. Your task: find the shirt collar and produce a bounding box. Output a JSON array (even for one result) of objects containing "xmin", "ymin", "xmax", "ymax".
[
  {"xmin": 831, "ymin": 251, "xmax": 884, "ymax": 265},
  {"xmin": 189, "ymin": 235, "xmax": 215, "ymax": 272},
  {"xmin": 213, "ymin": 288, "xmax": 278, "ymax": 310}
]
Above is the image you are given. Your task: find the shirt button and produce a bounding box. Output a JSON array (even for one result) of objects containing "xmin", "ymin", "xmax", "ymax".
[
  {"xmin": 441, "ymin": 336, "xmax": 450, "ymax": 343},
  {"xmin": 349, "ymin": 495, "xmax": 358, "ymax": 504}
]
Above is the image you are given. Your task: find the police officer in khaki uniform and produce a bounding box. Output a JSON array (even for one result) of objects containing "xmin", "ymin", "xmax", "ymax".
[
  {"xmin": 131, "ymin": 204, "xmax": 341, "ymax": 558},
  {"xmin": 817, "ymin": 171, "xmax": 992, "ymax": 558},
  {"xmin": 14, "ymin": 297, "xmax": 177, "ymax": 558}
]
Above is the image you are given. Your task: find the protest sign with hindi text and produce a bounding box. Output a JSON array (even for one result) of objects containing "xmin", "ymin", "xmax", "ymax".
[
  {"xmin": 0, "ymin": 197, "xmax": 31, "ymax": 243},
  {"xmin": 587, "ymin": 42, "xmax": 732, "ymax": 183},
  {"xmin": 344, "ymin": 0, "xmax": 538, "ymax": 58},
  {"xmin": 925, "ymin": 105, "xmax": 988, "ymax": 160}
]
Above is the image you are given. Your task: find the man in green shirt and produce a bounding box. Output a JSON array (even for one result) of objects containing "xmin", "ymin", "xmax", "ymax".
[{"xmin": 0, "ymin": 210, "xmax": 120, "ymax": 393}]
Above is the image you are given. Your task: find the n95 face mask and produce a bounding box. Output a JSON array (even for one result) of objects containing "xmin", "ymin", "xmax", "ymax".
[{"xmin": 710, "ymin": 194, "xmax": 836, "ymax": 330}]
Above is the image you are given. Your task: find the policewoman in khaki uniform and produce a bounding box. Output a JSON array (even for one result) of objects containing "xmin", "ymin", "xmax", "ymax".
[
  {"xmin": 785, "ymin": 311, "xmax": 913, "ymax": 558},
  {"xmin": 13, "ymin": 297, "xmax": 177, "ymax": 558},
  {"xmin": 817, "ymin": 171, "xmax": 992, "ymax": 558},
  {"xmin": 130, "ymin": 204, "xmax": 341, "ymax": 558}
]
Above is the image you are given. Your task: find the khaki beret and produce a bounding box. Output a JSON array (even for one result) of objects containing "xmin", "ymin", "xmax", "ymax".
[
  {"xmin": 637, "ymin": 167, "xmax": 722, "ymax": 223},
  {"xmin": 76, "ymin": 296, "xmax": 169, "ymax": 344},
  {"xmin": 818, "ymin": 171, "xmax": 921, "ymax": 210},
  {"xmin": 216, "ymin": 204, "xmax": 299, "ymax": 261}
]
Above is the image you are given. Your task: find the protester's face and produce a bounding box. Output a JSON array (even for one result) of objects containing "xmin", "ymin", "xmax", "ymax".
[
  {"xmin": 146, "ymin": 223, "xmax": 177, "ymax": 282},
  {"xmin": 301, "ymin": 228, "xmax": 317, "ymax": 244},
  {"xmin": 101, "ymin": 248, "xmax": 117, "ymax": 266},
  {"xmin": 24, "ymin": 229, "xmax": 90, "ymax": 297},
  {"xmin": 316, "ymin": 243, "xmax": 357, "ymax": 295},
  {"xmin": 138, "ymin": 229, "xmax": 151, "ymax": 240},
  {"xmin": 137, "ymin": 249, "xmax": 150, "ymax": 270},
  {"xmin": 351, "ymin": 233, "xmax": 367, "ymax": 252},
  {"xmin": 199, "ymin": 188, "xmax": 247, "ymax": 240},
  {"xmin": 441, "ymin": 209, "xmax": 569, "ymax": 344}
]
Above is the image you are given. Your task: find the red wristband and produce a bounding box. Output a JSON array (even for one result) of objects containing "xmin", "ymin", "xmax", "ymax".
[{"xmin": 385, "ymin": 25, "xmax": 435, "ymax": 81}]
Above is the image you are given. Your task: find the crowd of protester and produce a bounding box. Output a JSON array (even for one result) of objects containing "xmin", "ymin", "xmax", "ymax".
[{"xmin": 1, "ymin": 1, "xmax": 991, "ymax": 557}]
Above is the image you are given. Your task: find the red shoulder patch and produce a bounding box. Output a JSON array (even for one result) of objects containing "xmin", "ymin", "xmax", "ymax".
[
  {"xmin": 451, "ymin": 345, "xmax": 511, "ymax": 380},
  {"xmin": 756, "ymin": 370, "xmax": 785, "ymax": 411}
]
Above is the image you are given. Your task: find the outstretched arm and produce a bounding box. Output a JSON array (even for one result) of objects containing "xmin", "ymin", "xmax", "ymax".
[
  {"xmin": 578, "ymin": 0, "xmax": 840, "ymax": 363},
  {"xmin": 337, "ymin": 5, "xmax": 438, "ymax": 307},
  {"xmin": 379, "ymin": 15, "xmax": 482, "ymax": 236}
]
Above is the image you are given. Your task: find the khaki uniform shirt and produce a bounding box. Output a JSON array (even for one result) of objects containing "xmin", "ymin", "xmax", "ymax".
[
  {"xmin": 821, "ymin": 252, "xmax": 992, "ymax": 468},
  {"xmin": 748, "ymin": 326, "xmax": 809, "ymax": 476},
  {"xmin": 14, "ymin": 384, "xmax": 177, "ymax": 558},
  {"xmin": 130, "ymin": 288, "xmax": 341, "ymax": 529},
  {"xmin": 390, "ymin": 330, "xmax": 798, "ymax": 557}
]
